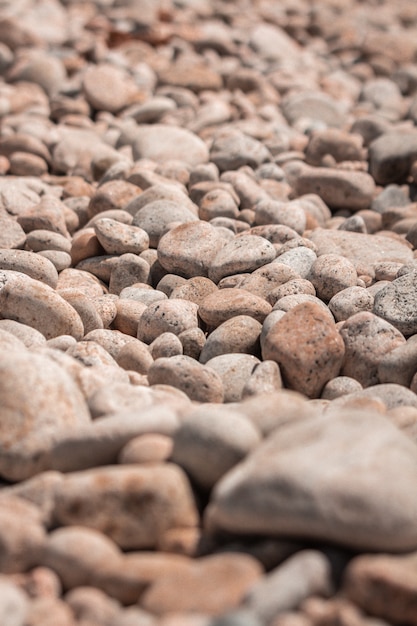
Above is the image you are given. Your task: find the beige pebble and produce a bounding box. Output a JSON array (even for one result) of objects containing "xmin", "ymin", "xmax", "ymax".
[
  {"xmin": 94, "ymin": 218, "xmax": 149, "ymax": 255},
  {"xmin": 170, "ymin": 276, "xmax": 218, "ymax": 306},
  {"xmin": 137, "ymin": 299, "xmax": 199, "ymax": 344},
  {"xmin": 149, "ymin": 332, "xmax": 183, "ymax": 360},
  {"xmin": 200, "ymin": 315, "xmax": 261, "ymax": 364},
  {"xmin": 239, "ymin": 262, "xmax": 300, "ymax": 300},
  {"xmin": 116, "ymin": 339, "xmax": 154, "ymax": 375},
  {"xmin": 38, "ymin": 250, "xmax": 72, "ymax": 272},
  {"xmin": 0, "ymin": 319, "xmax": 46, "ymax": 348},
  {"xmin": 178, "ymin": 327, "xmax": 206, "ymax": 360},
  {"xmin": 199, "ymin": 288, "xmax": 272, "ymax": 327},
  {"xmin": 208, "ymin": 235, "xmax": 276, "ymax": 284},
  {"xmin": 148, "ymin": 355, "xmax": 224, "ymax": 403},
  {"xmin": 242, "ymin": 360, "xmax": 283, "ymax": 398},
  {"xmin": 71, "ymin": 229, "xmax": 104, "ymax": 266},
  {"xmin": 328, "ymin": 286, "xmax": 374, "ymax": 322},
  {"xmin": 0, "ymin": 248, "xmax": 58, "ymax": 288},
  {"xmin": 25, "ymin": 229, "xmax": 71, "ymax": 254},
  {"xmin": 205, "ymin": 353, "xmax": 261, "ymax": 403},
  {"xmin": 308, "ymin": 253, "xmax": 358, "ymax": 301},
  {"xmin": 57, "ymin": 268, "xmax": 105, "ymax": 298},
  {"xmin": 0, "ymin": 496, "xmax": 46, "ymax": 574},
  {"xmin": 109, "ymin": 253, "xmax": 151, "ymax": 294},
  {"xmin": 59, "ymin": 289, "xmax": 104, "ymax": 335},
  {"xmin": 113, "ymin": 299, "xmax": 147, "ymax": 337}
]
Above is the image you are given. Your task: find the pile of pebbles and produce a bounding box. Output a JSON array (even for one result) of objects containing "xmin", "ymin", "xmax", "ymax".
[{"xmin": 2, "ymin": 0, "xmax": 417, "ymax": 624}]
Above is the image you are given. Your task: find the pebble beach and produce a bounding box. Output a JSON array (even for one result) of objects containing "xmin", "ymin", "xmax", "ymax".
[{"xmin": 1, "ymin": 0, "xmax": 417, "ymax": 624}]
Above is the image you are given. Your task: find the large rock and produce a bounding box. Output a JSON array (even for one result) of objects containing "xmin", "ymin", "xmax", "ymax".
[{"xmin": 206, "ymin": 410, "xmax": 417, "ymax": 552}]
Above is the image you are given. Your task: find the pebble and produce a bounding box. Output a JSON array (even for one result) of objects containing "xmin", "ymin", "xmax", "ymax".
[
  {"xmin": 108, "ymin": 254, "xmax": 150, "ymax": 294},
  {"xmin": 262, "ymin": 302, "xmax": 345, "ymax": 398},
  {"xmin": 210, "ymin": 129, "xmax": 271, "ymax": 172},
  {"xmin": 328, "ymin": 286, "xmax": 374, "ymax": 322},
  {"xmin": 0, "ymin": 271, "xmax": 84, "ymax": 340},
  {"xmin": 158, "ymin": 221, "xmax": 227, "ymax": 278},
  {"xmin": 205, "ymin": 354, "xmax": 262, "ymax": 403},
  {"xmin": 373, "ymin": 271, "xmax": 417, "ymax": 336},
  {"xmin": 369, "ymin": 130, "xmax": 417, "ymax": 184},
  {"xmin": 133, "ymin": 200, "xmax": 199, "ymax": 248},
  {"xmin": 93, "ymin": 218, "xmax": 149, "ymax": 255},
  {"xmin": 339, "ymin": 312, "xmax": 406, "ymax": 387},
  {"xmin": 0, "ymin": 578, "xmax": 29, "ymax": 626},
  {"xmin": 82, "ymin": 64, "xmax": 137, "ymax": 114},
  {"xmin": 131, "ymin": 124, "xmax": 209, "ymax": 166},
  {"xmin": 137, "ymin": 299, "xmax": 199, "ymax": 344},
  {"xmin": 255, "ymin": 200, "xmax": 307, "ymax": 235},
  {"xmin": 0, "ymin": 496, "xmax": 46, "ymax": 574},
  {"xmin": 118, "ymin": 434, "xmax": 173, "ymax": 465},
  {"xmin": 378, "ymin": 337, "xmax": 417, "ymax": 387},
  {"xmin": 0, "ymin": 214, "xmax": 26, "ymax": 249},
  {"xmin": 172, "ymin": 406, "xmax": 261, "ymax": 490},
  {"xmin": 148, "ymin": 355, "xmax": 224, "ymax": 403},
  {"xmin": 275, "ymin": 248, "xmax": 317, "ymax": 279},
  {"xmin": 199, "ymin": 288, "xmax": 272, "ymax": 327},
  {"xmin": 199, "ymin": 316, "xmax": 261, "ymax": 364},
  {"xmin": 0, "ymin": 319, "xmax": 46, "ymax": 349},
  {"xmin": 308, "ymin": 254, "xmax": 358, "ymax": 302},
  {"xmin": 208, "ymin": 235, "xmax": 276, "ymax": 284},
  {"xmin": 206, "ymin": 410, "xmax": 417, "ymax": 551}
]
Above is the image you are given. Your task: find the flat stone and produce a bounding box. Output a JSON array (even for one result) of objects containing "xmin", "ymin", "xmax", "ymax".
[
  {"xmin": 93, "ymin": 218, "xmax": 149, "ymax": 255},
  {"xmin": 0, "ymin": 249, "xmax": 58, "ymax": 288},
  {"xmin": 0, "ymin": 271, "xmax": 84, "ymax": 340},
  {"xmin": 199, "ymin": 288, "xmax": 272, "ymax": 327},
  {"xmin": 210, "ymin": 129, "xmax": 271, "ymax": 172},
  {"xmin": 340, "ymin": 312, "xmax": 406, "ymax": 386},
  {"xmin": 0, "ymin": 347, "xmax": 90, "ymax": 481},
  {"xmin": 172, "ymin": 405, "xmax": 261, "ymax": 489},
  {"xmin": 287, "ymin": 162, "xmax": 375, "ymax": 211},
  {"xmin": 148, "ymin": 355, "xmax": 224, "ymax": 403},
  {"xmin": 133, "ymin": 200, "xmax": 199, "ymax": 248},
  {"xmin": 373, "ymin": 271, "xmax": 417, "ymax": 336},
  {"xmin": 0, "ymin": 215, "xmax": 26, "ymax": 249},
  {"xmin": 308, "ymin": 228, "xmax": 413, "ymax": 277},
  {"xmin": 206, "ymin": 410, "xmax": 417, "ymax": 551},
  {"xmin": 131, "ymin": 125, "xmax": 209, "ymax": 167},
  {"xmin": 369, "ymin": 131, "xmax": 417, "ymax": 184},
  {"xmin": 262, "ymin": 302, "xmax": 345, "ymax": 398},
  {"xmin": 53, "ymin": 464, "xmax": 199, "ymax": 550}
]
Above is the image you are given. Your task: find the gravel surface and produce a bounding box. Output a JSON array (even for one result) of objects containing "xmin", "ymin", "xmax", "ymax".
[{"xmin": 1, "ymin": 0, "xmax": 417, "ymax": 624}]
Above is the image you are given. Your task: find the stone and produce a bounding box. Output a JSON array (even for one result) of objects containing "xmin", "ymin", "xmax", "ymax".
[
  {"xmin": 170, "ymin": 277, "xmax": 218, "ymax": 306},
  {"xmin": 199, "ymin": 316, "xmax": 261, "ymax": 364},
  {"xmin": 198, "ymin": 189, "xmax": 239, "ymax": 221},
  {"xmin": 262, "ymin": 302, "xmax": 345, "ymax": 398},
  {"xmin": 378, "ymin": 337, "xmax": 417, "ymax": 387},
  {"xmin": 140, "ymin": 554, "xmax": 262, "ymax": 616},
  {"xmin": 65, "ymin": 587, "xmax": 121, "ymax": 626},
  {"xmin": 93, "ymin": 218, "xmax": 149, "ymax": 255},
  {"xmin": 208, "ymin": 235, "xmax": 276, "ymax": 284},
  {"xmin": 305, "ymin": 129, "xmax": 364, "ymax": 166},
  {"xmin": 210, "ymin": 129, "xmax": 271, "ymax": 171},
  {"xmin": 82, "ymin": 63, "xmax": 138, "ymax": 113},
  {"xmin": 206, "ymin": 410, "xmax": 417, "ymax": 551},
  {"xmin": 239, "ymin": 263, "xmax": 300, "ymax": 300},
  {"xmin": 272, "ymin": 294, "xmax": 331, "ymax": 316},
  {"xmin": 328, "ymin": 286, "xmax": 374, "ymax": 322},
  {"xmin": 17, "ymin": 195, "xmax": 69, "ymax": 237},
  {"xmin": 0, "ymin": 496, "xmax": 46, "ymax": 574},
  {"xmin": 308, "ymin": 254, "xmax": 357, "ymax": 301},
  {"xmin": 321, "ymin": 377, "xmax": 363, "ymax": 400},
  {"xmin": 150, "ymin": 332, "xmax": 183, "ymax": 360},
  {"xmin": 242, "ymin": 360, "xmax": 283, "ymax": 398},
  {"xmin": 308, "ymin": 228, "xmax": 413, "ymax": 277},
  {"xmin": 255, "ymin": 200, "xmax": 307, "ymax": 235},
  {"xmin": 137, "ymin": 299, "xmax": 199, "ymax": 344},
  {"xmin": 148, "ymin": 355, "xmax": 224, "ymax": 403},
  {"xmin": 116, "ymin": 339, "xmax": 154, "ymax": 374},
  {"xmin": 53, "ymin": 464, "xmax": 199, "ymax": 550},
  {"xmin": 205, "ymin": 354, "xmax": 261, "ymax": 403},
  {"xmin": 0, "ymin": 578, "xmax": 29, "ymax": 626},
  {"xmin": 369, "ymin": 131, "xmax": 417, "ymax": 184},
  {"xmin": 286, "ymin": 162, "xmax": 375, "ymax": 211},
  {"xmin": 125, "ymin": 183, "xmax": 198, "ymax": 217},
  {"xmin": 0, "ymin": 347, "xmax": 90, "ymax": 481},
  {"xmin": 267, "ymin": 279, "xmax": 316, "ymax": 305},
  {"xmin": 199, "ymin": 289, "xmax": 272, "ymax": 328},
  {"xmin": 172, "ymin": 406, "xmax": 261, "ymax": 489},
  {"xmin": 0, "ymin": 215, "xmax": 26, "ymax": 249},
  {"xmin": 133, "ymin": 200, "xmax": 199, "ymax": 248},
  {"xmin": 0, "ymin": 319, "xmax": 46, "ymax": 349},
  {"xmin": 157, "ymin": 59, "xmax": 222, "ymax": 93},
  {"xmin": 340, "ymin": 312, "xmax": 406, "ymax": 387},
  {"xmin": 0, "ymin": 271, "xmax": 84, "ymax": 340},
  {"xmin": 158, "ymin": 221, "xmax": 226, "ymax": 278},
  {"xmin": 275, "ymin": 248, "xmax": 317, "ymax": 279},
  {"xmin": 282, "ymin": 92, "xmax": 346, "ymax": 128},
  {"xmin": 87, "ymin": 181, "xmax": 140, "ymax": 219},
  {"xmin": 244, "ymin": 550, "xmax": 333, "ymax": 623},
  {"xmin": 373, "ymin": 271, "xmax": 417, "ymax": 336},
  {"xmin": 119, "ymin": 434, "xmax": 173, "ymax": 465},
  {"xmin": 343, "ymin": 551, "xmax": 417, "ymax": 626},
  {"xmin": 131, "ymin": 125, "xmax": 209, "ymax": 166},
  {"xmin": 109, "ymin": 254, "xmax": 151, "ymax": 295}
]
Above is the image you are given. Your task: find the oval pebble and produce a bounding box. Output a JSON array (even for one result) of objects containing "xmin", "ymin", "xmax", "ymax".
[
  {"xmin": 199, "ymin": 288, "xmax": 272, "ymax": 328},
  {"xmin": 209, "ymin": 235, "xmax": 276, "ymax": 284},
  {"xmin": 0, "ymin": 248, "xmax": 58, "ymax": 288},
  {"xmin": 93, "ymin": 218, "xmax": 149, "ymax": 255},
  {"xmin": 137, "ymin": 299, "xmax": 199, "ymax": 344}
]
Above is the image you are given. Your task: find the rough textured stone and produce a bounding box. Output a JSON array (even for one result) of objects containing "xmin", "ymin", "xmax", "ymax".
[
  {"xmin": 131, "ymin": 125, "xmax": 209, "ymax": 166},
  {"xmin": 369, "ymin": 131, "xmax": 417, "ymax": 184},
  {"xmin": 373, "ymin": 271, "xmax": 417, "ymax": 336},
  {"xmin": 200, "ymin": 316, "xmax": 261, "ymax": 364},
  {"xmin": 206, "ymin": 410, "xmax": 417, "ymax": 551},
  {"xmin": 262, "ymin": 302, "xmax": 345, "ymax": 398},
  {"xmin": 199, "ymin": 288, "xmax": 272, "ymax": 327},
  {"xmin": 137, "ymin": 299, "xmax": 199, "ymax": 344}
]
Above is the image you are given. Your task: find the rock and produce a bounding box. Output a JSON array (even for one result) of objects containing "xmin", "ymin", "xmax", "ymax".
[
  {"xmin": 239, "ymin": 263, "xmax": 300, "ymax": 300},
  {"xmin": 17, "ymin": 195, "xmax": 69, "ymax": 237},
  {"xmin": 321, "ymin": 377, "xmax": 363, "ymax": 400},
  {"xmin": 308, "ymin": 254, "xmax": 357, "ymax": 301},
  {"xmin": 378, "ymin": 337, "xmax": 417, "ymax": 386},
  {"xmin": 343, "ymin": 551, "xmax": 417, "ymax": 626},
  {"xmin": 131, "ymin": 125, "xmax": 209, "ymax": 166},
  {"xmin": 210, "ymin": 129, "xmax": 271, "ymax": 171},
  {"xmin": 87, "ymin": 181, "xmax": 141, "ymax": 219},
  {"xmin": 373, "ymin": 271, "xmax": 417, "ymax": 336},
  {"xmin": 137, "ymin": 299, "xmax": 199, "ymax": 344},
  {"xmin": 93, "ymin": 218, "xmax": 149, "ymax": 255},
  {"xmin": 255, "ymin": 199, "xmax": 307, "ymax": 235},
  {"xmin": 64, "ymin": 586, "xmax": 121, "ymax": 626},
  {"xmin": 331, "ymin": 384, "xmax": 417, "ymax": 411},
  {"xmin": 287, "ymin": 162, "xmax": 375, "ymax": 211},
  {"xmin": 82, "ymin": 64, "xmax": 138, "ymax": 113},
  {"xmin": 170, "ymin": 277, "xmax": 218, "ymax": 306},
  {"xmin": 328, "ymin": 286, "xmax": 374, "ymax": 322},
  {"xmin": 308, "ymin": 228, "xmax": 413, "ymax": 277},
  {"xmin": 0, "ymin": 215, "xmax": 26, "ymax": 249},
  {"xmin": 119, "ymin": 434, "xmax": 173, "ymax": 465},
  {"xmin": 109, "ymin": 254, "xmax": 151, "ymax": 295},
  {"xmin": 250, "ymin": 22, "xmax": 301, "ymax": 62},
  {"xmin": 133, "ymin": 200, "xmax": 199, "ymax": 248},
  {"xmin": 140, "ymin": 554, "xmax": 262, "ymax": 616},
  {"xmin": 199, "ymin": 288, "xmax": 272, "ymax": 327},
  {"xmin": 340, "ymin": 312, "xmax": 406, "ymax": 387},
  {"xmin": 53, "ymin": 464, "xmax": 199, "ymax": 550},
  {"xmin": 242, "ymin": 360, "xmax": 283, "ymax": 398},
  {"xmin": 158, "ymin": 221, "xmax": 226, "ymax": 278},
  {"xmin": 0, "ymin": 496, "xmax": 46, "ymax": 573},
  {"xmin": 209, "ymin": 235, "xmax": 276, "ymax": 284},
  {"xmin": 148, "ymin": 355, "xmax": 224, "ymax": 403},
  {"xmin": 156, "ymin": 59, "xmax": 222, "ymax": 93},
  {"xmin": 275, "ymin": 248, "xmax": 317, "ymax": 279},
  {"xmin": 0, "ymin": 319, "xmax": 46, "ymax": 349},
  {"xmin": 0, "ymin": 271, "xmax": 84, "ymax": 340},
  {"xmin": 305, "ymin": 129, "xmax": 364, "ymax": 166},
  {"xmin": 282, "ymin": 91, "xmax": 346, "ymax": 128},
  {"xmin": 262, "ymin": 302, "xmax": 345, "ymax": 398},
  {"xmin": 205, "ymin": 354, "xmax": 261, "ymax": 403},
  {"xmin": 200, "ymin": 316, "xmax": 261, "ymax": 364},
  {"xmin": 150, "ymin": 332, "xmax": 183, "ymax": 360},
  {"xmin": 369, "ymin": 131, "xmax": 417, "ymax": 184},
  {"xmin": 244, "ymin": 550, "xmax": 333, "ymax": 623},
  {"xmin": 206, "ymin": 410, "xmax": 417, "ymax": 551},
  {"xmin": 172, "ymin": 405, "xmax": 261, "ymax": 489},
  {"xmin": 0, "ymin": 347, "xmax": 90, "ymax": 481}
]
